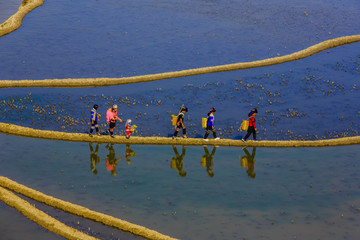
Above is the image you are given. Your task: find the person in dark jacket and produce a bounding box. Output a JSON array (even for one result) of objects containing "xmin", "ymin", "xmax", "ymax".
[{"xmin": 173, "ymin": 106, "xmax": 188, "ymax": 139}]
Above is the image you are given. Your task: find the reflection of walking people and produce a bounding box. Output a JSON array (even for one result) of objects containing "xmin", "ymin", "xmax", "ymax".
[
  {"xmin": 105, "ymin": 144, "xmax": 121, "ymax": 176},
  {"xmin": 106, "ymin": 105, "xmax": 123, "ymax": 138},
  {"xmin": 242, "ymin": 108, "xmax": 258, "ymax": 142},
  {"xmin": 89, "ymin": 104, "xmax": 101, "ymax": 137},
  {"xmin": 241, "ymin": 147, "xmax": 256, "ymax": 179},
  {"xmin": 125, "ymin": 144, "xmax": 136, "ymax": 164},
  {"xmin": 173, "ymin": 106, "xmax": 188, "ymax": 139},
  {"xmin": 201, "ymin": 146, "xmax": 217, "ymax": 177},
  {"xmin": 170, "ymin": 145, "xmax": 187, "ymax": 177},
  {"xmin": 203, "ymin": 107, "xmax": 220, "ymax": 141},
  {"xmin": 89, "ymin": 143, "xmax": 100, "ymax": 175}
]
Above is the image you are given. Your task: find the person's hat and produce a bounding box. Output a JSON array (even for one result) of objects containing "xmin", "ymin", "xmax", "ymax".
[
  {"xmin": 93, "ymin": 104, "xmax": 98, "ymax": 109},
  {"xmin": 112, "ymin": 104, "xmax": 118, "ymax": 109},
  {"xmin": 210, "ymin": 107, "xmax": 216, "ymax": 112},
  {"xmin": 181, "ymin": 106, "xmax": 188, "ymax": 112}
]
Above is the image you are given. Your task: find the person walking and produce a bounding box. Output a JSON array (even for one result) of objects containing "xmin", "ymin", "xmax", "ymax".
[
  {"xmin": 125, "ymin": 119, "xmax": 135, "ymax": 139},
  {"xmin": 89, "ymin": 104, "xmax": 100, "ymax": 137},
  {"xmin": 106, "ymin": 104, "xmax": 123, "ymax": 138},
  {"xmin": 172, "ymin": 106, "xmax": 188, "ymax": 139},
  {"xmin": 242, "ymin": 108, "xmax": 258, "ymax": 142},
  {"xmin": 203, "ymin": 107, "xmax": 220, "ymax": 141}
]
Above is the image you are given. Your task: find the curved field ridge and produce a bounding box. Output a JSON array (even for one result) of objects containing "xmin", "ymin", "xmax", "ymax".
[
  {"xmin": 0, "ymin": 176, "xmax": 180, "ymax": 240},
  {"xmin": 0, "ymin": 35, "xmax": 359, "ymax": 88},
  {"xmin": 1, "ymin": 122, "xmax": 360, "ymax": 147},
  {"xmin": 0, "ymin": 186, "xmax": 99, "ymax": 240},
  {"xmin": 0, "ymin": 0, "xmax": 44, "ymax": 37}
]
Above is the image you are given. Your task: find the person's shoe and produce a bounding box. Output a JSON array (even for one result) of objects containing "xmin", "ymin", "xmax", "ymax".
[
  {"xmin": 89, "ymin": 133, "xmax": 93, "ymax": 137},
  {"xmin": 110, "ymin": 135, "xmax": 115, "ymax": 138},
  {"xmin": 126, "ymin": 135, "xmax": 130, "ymax": 139},
  {"xmin": 172, "ymin": 136, "xmax": 177, "ymax": 140},
  {"xmin": 215, "ymin": 137, "xmax": 220, "ymax": 140},
  {"xmin": 182, "ymin": 135, "xmax": 187, "ymax": 138},
  {"xmin": 203, "ymin": 138, "xmax": 209, "ymax": 141},
  {"xmin": 241, "ymin": 138, "xmax": 246, "ymax": 142},
  {"xmin": 106, "ymin": 130, "xmax": 110, "ymax": 135}
]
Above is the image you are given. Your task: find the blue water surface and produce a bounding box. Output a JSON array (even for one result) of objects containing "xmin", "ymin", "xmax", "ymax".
[
  {"xmin": 1, "ymin": 0, "xmax": 360, "ymax": 239},
  {"xmin": 1, "ymin": 133, "xmax": 360, "ymax": 239}
]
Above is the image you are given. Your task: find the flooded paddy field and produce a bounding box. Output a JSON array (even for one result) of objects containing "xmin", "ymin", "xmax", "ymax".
[
  {"xmin": 1, "ymin": 133, "xmax": 360, "ymax": 239},
  {"xmin": 1, "ymin": 0, "xmax": 360, "ymax": 239},
  {"xmin": 0, "ymin": 0, "xmax": 359, "ymax": 140}
]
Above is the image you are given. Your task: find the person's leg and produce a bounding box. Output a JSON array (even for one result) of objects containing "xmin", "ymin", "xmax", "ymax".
[
  {"xmin": 89, "ymin": 123, "xmax": 95, "ymax": 136},
  {"xmin": 253, "ymin": 129, "xmax": 257, "ymax": 140},
  {"xmin": 94, "ymin": 121, "xmax": 100, "ymax": 135},
  {"xmin": 212, "ymin": 129, "xmax": 217, "ymax": 139},
  {"xmin": 243, "ymin": 128, "xmax": 252, "ymax": 141},
  {"xmin": 109, "ymin": 122, "xmax": 116, "ymax": 137},
  {"xmin": 182, "ymin": 128, "xmax": 187, "ymax": 138},
  {"xmin": 203, "ymin": 130, "xmax": 210, "ymax": 139},
  {"xmin": 173, "ymin": 127, "xmax": 180, "ymax": 138}
]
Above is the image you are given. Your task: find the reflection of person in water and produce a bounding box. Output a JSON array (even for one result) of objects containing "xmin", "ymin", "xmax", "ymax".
[
  {"xmin": 170, "ymin": 145, "xmax": 187, "ymax": 177},
  {"xmin": 105, "ymin": 144, "xmax": 121, "ymax": 176},
  {"xmin": 89, "ymin": 143, "xmax": 100, "ymax": 175},
  {"xmin": 241, "ymin": 147, "xmax": 256, "ymax": 179},
  {"xmin": 125, "ymin": 144, "xmax": 136, "ymax": 164},
  {"xmin": 201, "ymin": 146, "xmax": 217, "ymax": 178}
]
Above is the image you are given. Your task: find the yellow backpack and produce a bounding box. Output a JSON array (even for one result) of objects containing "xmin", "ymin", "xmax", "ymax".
[
  {"xmin": 202, "ymin": 117, "xmax": 208, "ymax": 128},
  {"xmin": 241, "ymin": 119, "xmax": 249, "ymax": 131},
  {"xmin": 171, "ymin": 115, "xmax": 178, "ymax": 126}
]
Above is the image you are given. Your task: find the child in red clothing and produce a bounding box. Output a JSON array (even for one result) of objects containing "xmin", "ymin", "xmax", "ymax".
[
  {"xmin": 242, "ymin": 108, "xmax": 258, "ymax": 142},
  {"xmin": 125, "ymin": 119, "xmax": 134, "ymax": 139}
]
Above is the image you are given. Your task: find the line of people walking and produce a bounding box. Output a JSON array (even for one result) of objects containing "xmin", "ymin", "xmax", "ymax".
[
  {"xmin": 89, "ymin": 104, "xmax": 136, "ymax": 139},
  {"xmin": 89, "ymin": 103, "xmax": 258, "ymax": 142}
]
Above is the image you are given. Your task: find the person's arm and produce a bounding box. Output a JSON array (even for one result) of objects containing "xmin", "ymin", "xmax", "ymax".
[{"xmin": 115, "ymin": 115, "xmax": 123, "ymax": 122}]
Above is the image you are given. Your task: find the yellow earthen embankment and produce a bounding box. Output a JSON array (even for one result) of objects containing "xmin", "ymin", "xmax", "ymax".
[
  {"xmin": 0, "ymin": 186, "xmax": 99, "ymax": 240},
  {"xmin": 0, "ymin": 35, "xmax": 359, "ymax": 88},
  {"xmin": 0, "ymin": 0, "xmax": 44, "ymax": 37},
  {"xmin": 1, "ymin": 122, "xmax": 360, "ymax": 147},
  {"xmin": 0, "ymin": 176, "xmax": 179, "ymax": 240}
]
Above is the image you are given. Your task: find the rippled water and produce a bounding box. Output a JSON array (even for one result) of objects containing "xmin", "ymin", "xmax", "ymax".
[{"xmin": 1, "ymin": 0, "xmax": 360, "ymax": 239}]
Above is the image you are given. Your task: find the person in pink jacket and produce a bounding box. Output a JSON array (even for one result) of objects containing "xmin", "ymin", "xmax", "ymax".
[{"xmin": 106, "ymin": 104, "xmax": 123, "ymax": 138}]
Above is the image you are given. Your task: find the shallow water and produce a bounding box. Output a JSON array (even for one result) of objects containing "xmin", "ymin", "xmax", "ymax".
[
  {"xmin": 0, "ymin": 0, "xmax": 21, "ymax": 23},
  {"xmin": 1, "ymin": 0, "xmax": 360, "ymax": 239},
  {"xmin": 0, "ymin": 0, "xmax": 359, "ymax": 140},
  {"xmin": 1, "ymin": 133, "xmax": 360, "ymax": 239}
]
